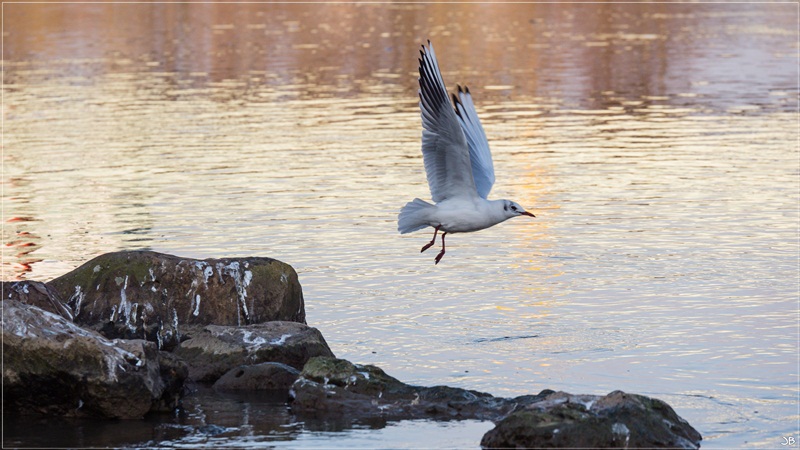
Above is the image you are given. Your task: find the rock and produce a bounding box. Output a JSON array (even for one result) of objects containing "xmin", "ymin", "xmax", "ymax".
[
  {"xmin": 480, "ymin": 390, "xmax": 702, "ymax": 449},
  {"xmin": 2, "ymin": 300, "xmax": 187, "ymax": 419},
  {"xmin": 48, "ymin": 251, "xmax": 306, "ymax": 350},
  {"xmin": 2, "ymin": 280, "xmax": 72, "ymax": 320},
  {"xmin": 213, "ymin": 362, "xmax": 300, "ymax": 391},
  {"xmin": 290, "ymin": 356, "xmax": 517, "ymax": 421},
  {"xmin": 173, "ymin": 322, "xmax": 334, "ymax": 383},
  {"xmin": 291, "ymin": 357, "xmax": 701, "ymax": 448}
]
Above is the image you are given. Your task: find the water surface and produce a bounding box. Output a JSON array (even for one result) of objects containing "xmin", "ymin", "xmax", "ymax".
[{"xmin": 3, "ymin": 3, "xmax": 798, "ymax": 448}]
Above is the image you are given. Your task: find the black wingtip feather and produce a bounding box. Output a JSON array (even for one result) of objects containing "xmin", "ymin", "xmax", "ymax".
[{"xmin": 452, "ymin": 94, "xmax": 463, "ymax": 118}]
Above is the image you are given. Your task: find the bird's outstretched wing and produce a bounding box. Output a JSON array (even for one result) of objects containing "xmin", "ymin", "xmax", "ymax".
[
  {"xmin": 453, "ymin": 85, "xmax": 495, "ymax": 199},
  {"xmin": 418, "ymin": 41, "xmax": 478, "ymax": 203}
]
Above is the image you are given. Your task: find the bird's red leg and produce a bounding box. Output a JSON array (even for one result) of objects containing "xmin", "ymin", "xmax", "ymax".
[
  {"xmin": 434, "ymin": 232, "xmax": 447, "ymax": 264},
  {"xmin": 420, "ymin": 225, "xmax": 440, "ymax": 253}
]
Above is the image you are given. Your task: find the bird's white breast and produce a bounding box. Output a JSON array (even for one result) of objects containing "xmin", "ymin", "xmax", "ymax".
[{"xmin": 429, "ymin": 197, "xmax": 507, "ymax": 233}]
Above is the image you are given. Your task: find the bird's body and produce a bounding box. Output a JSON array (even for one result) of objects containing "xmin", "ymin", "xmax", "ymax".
[
  {"xmin": 400, "ymin": 197, "xmax": 513, "ymax": 234},
  {"xmin": 398, "ymin": 41, "xmax": 535, "ymax": 264}
]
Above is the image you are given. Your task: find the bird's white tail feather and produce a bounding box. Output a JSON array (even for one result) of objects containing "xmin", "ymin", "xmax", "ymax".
[{"xmin": 398, "ymin": 198, "xmax": 434, "ymax": 234}]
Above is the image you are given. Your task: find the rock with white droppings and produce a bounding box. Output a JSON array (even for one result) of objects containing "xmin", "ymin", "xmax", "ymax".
[
  {"xmin": 48, "ymin": 251, "xmax": 306, "ymax": 350},
  {"xmin": 173, "ymin": 322, "xmax": 334, "ymax": 383},
  {"xmin": 480, "ymin": 390, "xmax": 701, "ymax": 449},
  {"xmin": 2, "ymin": 300, "xmax": 187, "ymax": 419},
  {"xmin": 290, "ymin": 356, "xmax": 516, "ymax": 421},
  {"xmin": 2, "ymin": 281, "xmax": 73, "ymax": 321}
]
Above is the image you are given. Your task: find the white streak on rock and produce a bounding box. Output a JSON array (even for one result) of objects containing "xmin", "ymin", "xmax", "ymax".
[
  {"xmin": 217, "ymin": 261, "xmax": 250, "ymax": 322},
  {"xmin": 612, "ymin": 422, "xmax": 630, "ymax": 448},
  {"xmin": 119, "ymin": 275, "xmax": 131, "ymax": 326},
  {"xmin": 269, "ymin": 334, "xmax": 292, "ymax": 346},
  {"xmin": 71, "ymin": 286, "xmax": 85, "ymax": 317},
  {"xmin": 193, "ymin": 294, "xmax": 201, "ymax": 316},
  {"xmin": 242, "ymin": 330, "xmax": 267, "ymax": 347}
]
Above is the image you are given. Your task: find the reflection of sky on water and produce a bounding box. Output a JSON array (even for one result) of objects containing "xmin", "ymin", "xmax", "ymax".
[
  {"xmin": 3, "ymin": 3, "xmax": 798, "ymax": 448},
  {"xmin": 4, "ymin": 3, "xmax": 796, "ymax": 111}
]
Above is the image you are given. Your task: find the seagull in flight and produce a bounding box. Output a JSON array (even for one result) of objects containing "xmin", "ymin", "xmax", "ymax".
[{"xmin": 398, "ymin": 41, "xmax": 535, "ymax": 264}]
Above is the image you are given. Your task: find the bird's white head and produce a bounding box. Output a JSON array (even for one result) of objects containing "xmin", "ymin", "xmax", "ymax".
[{"xmin": 502, "ymin": 200, "xmax": 536, "ymax": 219}]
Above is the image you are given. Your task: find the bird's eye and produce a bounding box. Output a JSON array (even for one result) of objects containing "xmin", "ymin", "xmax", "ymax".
[{"xmin": 511, "ymin": 205, "xmax": 517, "ymax": 211}]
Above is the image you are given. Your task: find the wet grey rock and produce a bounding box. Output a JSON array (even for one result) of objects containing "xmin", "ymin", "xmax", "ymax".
[
  {"xmin": 174, "ymin": 322, "xmax": 334, "ymax": 383},
  {"xmin": 2, "ymin": 280, "xmax": 72, "ymax": 321},
  {"xmin": 480, "ymin": 390, "xmax": 702, "ymax": 449},
  {"xmin": 213, "ymin": 362, "xmax": 300, "ymax": 391},
  {"xmin": 291, "ymin": 357, "xmax": 701, "ymax": 448},
  {"xmin": 290, "ymin": 356, "xmax": 517, "ymax": 421},
  {"xmin": 2, "ymin": 300, "xmax": 187, "ymax": 419},
  {"xmin": 48, "ymin": 250, "xmax": 306, "ymax": 350}
]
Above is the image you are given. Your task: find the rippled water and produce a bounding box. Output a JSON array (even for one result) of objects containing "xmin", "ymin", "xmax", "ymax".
[{"xmin": 3, "ymin": 3, "xmax": 799, "ymax": 448}]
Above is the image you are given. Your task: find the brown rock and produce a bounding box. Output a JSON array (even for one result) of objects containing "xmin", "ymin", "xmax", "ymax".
[
  {"xmin": 173, "ymin": 322, "xmax": 334, "ymax": 383},
  {"xmin": 480, "ymin": 390, "xmax": 702, "ymax": 449},
  {"xmin": 48, "ymin": 251, "xmax": 306, "ymax": 349},
  {"xmin": 2, "ymin": 300, "xmax": 187, "ymax": 419},
  {"xmin": 290, "ymin": 356, "xmax": 516, "ymax": 421},
  {"xmin": 213, "ymin": 362, "xmax": 300, "ymax": 391},
  {"xmin": 290, "ymin": 357, "xmax": 702, "ymax": 448},
  {"xmin": 2, "ymin": 281, "xmax": 72, "ymax": 320}
]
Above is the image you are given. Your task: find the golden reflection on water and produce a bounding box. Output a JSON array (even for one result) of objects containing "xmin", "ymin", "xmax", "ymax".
[{"xmin": 3, "ymin": 2, "xmax": 799, "ymax": 447}]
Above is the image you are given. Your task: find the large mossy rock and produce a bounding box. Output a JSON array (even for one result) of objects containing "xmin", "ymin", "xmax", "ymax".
[
  {"xmin": 48, "ymin": 251, "xmax": 306, "ymax": 350},
  {"xmin": 480, "ymin": 391, "xmax": 702, "ymax": 449},
  {"xmin": 2, "ymin": 300, "xmax": 187, "ymax": 419}
]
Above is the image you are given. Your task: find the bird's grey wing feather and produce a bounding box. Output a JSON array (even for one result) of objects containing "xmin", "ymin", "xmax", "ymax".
[
  {"xmin": 418, "ymin": 41, "xmax": 478, "ymax": 203},
  {"xmin": 453, "ymin": 85, "xmax": 495, "ymax": 199}
]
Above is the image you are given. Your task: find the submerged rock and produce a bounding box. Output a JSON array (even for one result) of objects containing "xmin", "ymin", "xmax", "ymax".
[
  {"xmin": 48, "ymin": 251, "xmax": 306, "ymax": 350},
  {"xmin": 2, "ymin": 300, "xmax": 187, "ymax": 419},
  {"xmin": 291, "ymin": 357, "xmax": 702, "ymax": 448},
  {"xmin": 2, "ymin": 280, "xmax": 73, "ymax": 321},
  {"xmin": 174, "ymin": 322, "xmax": 334, "ymax": 383},
  {"xmin": 213, "ymin": 362, "xmax": 300, "ymax": 391},
  {"xmin": 480, "ymin": 390, "xmax": 702, "ymax": 449}
]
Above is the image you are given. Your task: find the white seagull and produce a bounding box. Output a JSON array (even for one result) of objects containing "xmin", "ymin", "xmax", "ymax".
[{"xmin": 398, "ymin": 41, "xmax": 535, "ymax": 264}]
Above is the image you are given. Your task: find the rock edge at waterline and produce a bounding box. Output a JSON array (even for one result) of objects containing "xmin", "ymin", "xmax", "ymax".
[{"xmin": 289, "ymin": 356, "xmax": 702, "ymax": 449}]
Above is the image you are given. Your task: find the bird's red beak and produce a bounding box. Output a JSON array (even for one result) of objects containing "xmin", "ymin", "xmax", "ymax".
[{"xmin": 521, "ymin": 211, "xmax": 536, "ymax": 218}]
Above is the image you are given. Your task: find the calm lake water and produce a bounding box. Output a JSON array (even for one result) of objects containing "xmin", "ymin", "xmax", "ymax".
[{"xmin": 3, "ymin": 3, "xmax": 799, "ymax": 448}]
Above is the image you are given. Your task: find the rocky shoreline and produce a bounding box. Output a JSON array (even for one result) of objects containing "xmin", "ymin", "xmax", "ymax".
[{"xmin": 3, "ymin": 251, "xmax": 702, "ymax": 448}]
